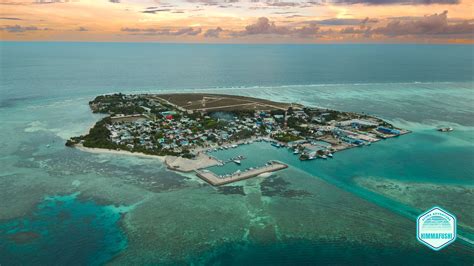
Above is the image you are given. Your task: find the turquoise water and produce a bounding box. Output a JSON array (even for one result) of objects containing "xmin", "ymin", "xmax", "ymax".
[
  {"xmin": 0, "ymin": 42, "xmax": 473, "ymax": 264},
  {"xmin": 206, "ymin": 138, "xmax": 474, "ymax": 238},
  {"xmin": 208, "ymin": 134, "xmax": 474, "ymax": 185}
]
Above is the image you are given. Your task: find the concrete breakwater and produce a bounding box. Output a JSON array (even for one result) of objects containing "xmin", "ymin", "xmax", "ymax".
[{"xmin": 195, "ymin": 161, "xmax": 288, "ymax": 186}]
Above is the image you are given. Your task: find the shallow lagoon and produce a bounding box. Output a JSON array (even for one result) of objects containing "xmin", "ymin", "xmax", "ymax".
[{"xmin": 1, "ymin": 85, "xmax": 473, "ymax": 264}]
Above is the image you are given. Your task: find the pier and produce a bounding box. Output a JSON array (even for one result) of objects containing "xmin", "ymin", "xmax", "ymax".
[{"xmin": 195, "ymin": 161, "xmax": 288, "ymax": 186}]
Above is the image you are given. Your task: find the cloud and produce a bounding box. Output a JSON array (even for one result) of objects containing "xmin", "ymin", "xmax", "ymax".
[
  {"xmin": 248, "ymin": 0, "xmax": 458, "ymax": 6},
  {"xmin": 204, "ymin": 27, "xmax": 223, "ymax": 38},
  {"xmin": 174, "ymin": 27, "xmax": 202, "ymax": 36},
  {"xmin": 34, "ymin": 0, "xmax": 71, "ymax": 3},
  {"xmin": 238, "ymin": 17, "xmax": 291, "ymax": 35},
  {"xmin": 142, "ymin": 9, "xmax": 172, "ymax": 14},
  {"xmin": 121, "ymin": 27, "xmax": 202, "ymax": 36},
  {"xmin": 232, "ymin": 17, "xmax": 320, "ymax": 37},
  {"xmin": 186, "ymin": 0, "xmax": 219, "ymax": 5},
  {"xmin": 0, "ymin": 17, "xmax": 22, "ymax": 21},
  {"xmin": 339, "ymin": 11, "xmax": 474, "ymax": 38},
  {"xmin": 331, "ymin": 0, "xmax": 459, "ymax": 4},
  {"xmin": 340, "ymin": 26, "xmax": 372, "ymax": 37},
  {"xmin": 316, "ymin": 18, "xmax": 377, "ymax": 26},
  {"xmin": 0, "ymin": 24, "xmax": 45, "ymax": 32},
  {"xmin": 372, "ymin": 11, "xmax": 473, "ymax": 36},
  {"xmin": 265, "ymin": 1, "xmax": 299, "ymax": 6}
]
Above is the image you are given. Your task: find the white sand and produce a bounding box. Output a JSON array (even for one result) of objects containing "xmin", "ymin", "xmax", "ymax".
[
  {"xmin": 75, "ymin": 144, "xmax": 165, "ymax": 162},
  {"xmin": 165, "ymin": 153, "xmax": 219, "ymax": 172}
]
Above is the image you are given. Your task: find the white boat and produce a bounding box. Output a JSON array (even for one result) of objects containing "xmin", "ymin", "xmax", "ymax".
[
  {"xmin": 321, "ymin": 155, "xmax": 327, "ymax": 159},
  {"xmin": 233, "ymin": 160, "xmax": 241, "ymax": 165},
  {"xmin": 327, "ymin": 153, "xmax": 333, "ymax": 158},
  {"xmin": 437, "ymin": 127, "xmax": 453, "ymax": 132}
]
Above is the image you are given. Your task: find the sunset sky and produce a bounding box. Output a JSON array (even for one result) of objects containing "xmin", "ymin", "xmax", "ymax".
[{"xmin": 1, "ymin": 0, "xmax": 473, "ymax": 43}]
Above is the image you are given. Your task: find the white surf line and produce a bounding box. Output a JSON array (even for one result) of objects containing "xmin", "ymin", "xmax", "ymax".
[{"xmin": 457, "ymin": 235, "xmax": 474, "ymax": 246}]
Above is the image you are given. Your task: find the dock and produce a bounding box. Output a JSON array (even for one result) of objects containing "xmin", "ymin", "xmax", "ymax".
[{"xmin": 195, "ymin": 161, "xmax": 288, "ymax": 186}]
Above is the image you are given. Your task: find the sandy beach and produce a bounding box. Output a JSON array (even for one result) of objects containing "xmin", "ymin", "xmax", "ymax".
[
  {"xmin": 75, "ymin": 144, "xmax": 221, "ymax": 173},
  {"xmin": 74, "ymin": 144, "xmax": 166, "ymax": 162},
  {"xmin": 165, "ymin": 153, "xmax": 220, "ymax": 172}
]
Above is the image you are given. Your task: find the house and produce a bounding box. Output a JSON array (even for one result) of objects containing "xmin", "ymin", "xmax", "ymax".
[
  {"xmin": 140, "ymin": 106, "xmax": 151, "ymax": 114},
  {"xmin": 338, "ymin": 119, "xmax": 378, "ymax": 129},
  {"xmin": 377, "ymin": 127, "xmax": 400, "ymax": 135}
]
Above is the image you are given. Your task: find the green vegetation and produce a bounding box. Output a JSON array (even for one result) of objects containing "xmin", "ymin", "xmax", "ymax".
[
  {"xmin": 89, "ymin": 93, "xmax": 151, "ymax": 115},
  {"xmin": 287, "ymin": 116, "xmax": 304, "ymax": 129},
  {"xmin": 202, "ymin": 118, "xmax": 227, "ymax": 130},
  {"xmin": 272, "ymin": 132, "xmax": 301, "ymax": 143},
  {"xmin": 82, "ymin": 117, "xmax": 118, "ymax": 149},
  {"xmin": 323, "ymin": 111, "xmax": 341, "ymax": 122},
  {"xmin": 231, "ymin": 129, "xmax": 254, "ymax": 141}
]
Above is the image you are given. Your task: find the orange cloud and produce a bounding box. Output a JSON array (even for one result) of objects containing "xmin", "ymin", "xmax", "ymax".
[{"xmin": 0, "ymin": 0, "xmax": 473, "ymax": 43}]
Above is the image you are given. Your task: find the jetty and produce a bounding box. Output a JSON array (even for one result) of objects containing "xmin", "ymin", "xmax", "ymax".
[{"xmin": 195, "ymin": 161, "xmax": 288, "ymax": 186}]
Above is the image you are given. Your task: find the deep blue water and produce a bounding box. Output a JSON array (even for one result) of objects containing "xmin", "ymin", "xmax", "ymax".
[
  {"xmin": 191, "ymin": 240, "xmax": 474, "ymax": 265},
  {"xmin": 0, "ymin": 42, "xmax": 473, "ymax": 265},
  {"xmin": 1, "ymin": 42, "xmax": 473, "ymax": 102},
  {"xmin": 0, "ymin": 194, "xmax": 127, "ymax": 265}
]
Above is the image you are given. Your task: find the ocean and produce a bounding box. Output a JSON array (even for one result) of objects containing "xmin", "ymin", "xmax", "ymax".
[{"xmin": 0, "ymin": 42, "xmax": 473, "ymax": 265}]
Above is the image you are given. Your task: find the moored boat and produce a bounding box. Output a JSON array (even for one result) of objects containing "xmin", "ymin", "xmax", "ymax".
[{"xmin": 437, "ymin": 127, "xmax": 453, "ymax": 132}]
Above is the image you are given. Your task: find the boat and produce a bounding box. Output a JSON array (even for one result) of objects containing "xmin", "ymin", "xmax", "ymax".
[
  {"xmin": 321, "ymin": 155, "xmax": 327, "ymax": 159},
  {"xmin": 327, "ymin": 153, "xmax": 333, "ymax": 158},
  {"xmin": 437, "ymin": 127, "xmax": 453, "ymax": 132},
  {"xmin": 233, "ymin": 159, "xmax": 241, "ymax": 165},
  {"xmin": 271, "ymin": 143, "xmax": 281, "ymax": 148},
  {"xmin": 299, "ymin": 155, "xmax": 308, "ymax": 161}
]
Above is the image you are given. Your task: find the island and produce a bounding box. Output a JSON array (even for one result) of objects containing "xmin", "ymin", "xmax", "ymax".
[{"xmin": 66, "ymin": 93, "xmax": 409, "ymax": 185}]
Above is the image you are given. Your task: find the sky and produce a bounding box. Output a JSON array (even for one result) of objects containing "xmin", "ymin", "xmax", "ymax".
[{"xmin": 0, "ymin": 0, "xmax": 473, "ymax": 43}]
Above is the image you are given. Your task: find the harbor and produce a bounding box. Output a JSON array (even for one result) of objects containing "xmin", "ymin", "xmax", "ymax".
[
  {"xmin": 164, "ymin": 127, "xmax": 411, "ymax": 185},
  {"xmin": 195, "ymin": 160, "xmax": 288, "ymax": 186}
]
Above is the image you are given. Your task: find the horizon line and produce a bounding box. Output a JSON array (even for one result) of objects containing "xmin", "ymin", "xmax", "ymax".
[{"xmin": 1, "ymin": 40, "xmax": 472, "ymax": 45}]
